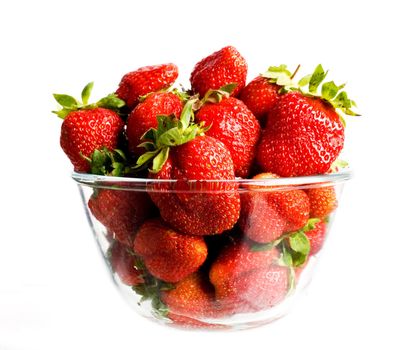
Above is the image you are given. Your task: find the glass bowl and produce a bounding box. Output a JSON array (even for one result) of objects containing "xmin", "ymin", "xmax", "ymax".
[{"xmin": 72, "ymin": 171, "xmax": 351, "ymax": 330}]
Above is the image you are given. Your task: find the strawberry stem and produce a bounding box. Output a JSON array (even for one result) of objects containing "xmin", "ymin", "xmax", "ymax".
[{"xmin": 290, "ymin": 64, "xmax": 301, "ymax": 80}]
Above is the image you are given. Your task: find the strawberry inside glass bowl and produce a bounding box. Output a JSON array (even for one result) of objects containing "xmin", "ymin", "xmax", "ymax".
[{"xmin": 72, "ymin": 171, "xmax": 351, "ymax": 330}]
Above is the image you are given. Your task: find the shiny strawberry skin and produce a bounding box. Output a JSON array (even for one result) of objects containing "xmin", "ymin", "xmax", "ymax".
[
  {"xmin": 60, "ymin": 108, "xmax": 124, "ymax": 172},
  {"xmin": 209, "ymin": 239, "xmax": 279, "ymax": 287},
  {"xmin": 239, "ymin": 76, "xmax": 281, "ymax": 121},
  {"xmin": 196, "ymin": 97, "xmax": 261, "ymax": 178},
  {"xmin": 209, "ymin": 239, "xmax": 286, "ymax": 313},
  {"xmin": 149, "ymin": 136, "xmax": 241, "ymax": 236},
  {"xmin": 88, "ymin": 189, "xmax": 155, "ymax": 247},
  {"xmin": 257, "ymin": 91, "xmax": 345, "ymax": 177},
  {"xmin": 239, "ymin": 173, "xmax": 310, "ymax": 243},
  {"xmin": 126, "ymin": 92, "xmax": 183, "ymax": 155},
  {"xmin": 109, "ymin": 242, "xmax": 143, "ymax": 286},
  {"xmin": 216, "ymin": 265, "xmax": 289, "ymax": 313},
  {"xmin": 305, "ymin": 220, "xmax": 327, "ymax": 255},
  {"xmin": 133, "ymin": 219, "xmax": 207, "ymax": 283},
  {"xmin": 190, "ymin": 46, "xmax": 247, "ymax": 97},
  {"xmin": 161, "ymin": 273, "xmax": 217, "ymax": 319},
  {"xmin": 305, "ymin": 186, "xmax": 338, "ymax": 219},
  {"xmin": 116, "ymin": 63, "xmax": 178, "ymax": 109}
]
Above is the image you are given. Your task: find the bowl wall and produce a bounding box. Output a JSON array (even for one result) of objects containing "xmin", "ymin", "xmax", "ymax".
[{"xmin": 74, "ymin": 172, "xmax": 349, "ymax": 330}]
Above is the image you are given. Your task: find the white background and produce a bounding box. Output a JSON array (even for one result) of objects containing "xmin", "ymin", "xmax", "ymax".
[{"xmin": 1, "ymin": 0, "xmax": 409, "ymax": 349}]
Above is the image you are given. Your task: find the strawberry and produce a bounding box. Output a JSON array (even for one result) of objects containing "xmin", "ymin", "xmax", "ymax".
[
  {"xmin": 161, "ymin": 273, "xmax": 217, "ymax": 319},
  {"xmin": 196, "ymin": 96, "xmax": 261, "ymax": 178},
  {"xmin": 239, "ymin": 173, "xmax": 310, "ymax": 243},
  {"xmin": 305, "ymin": 186, "xmax": 338, "ymax": 219},
  {"xmin": 190, "ymin": 46, "xmax": 247, "ymax": 97},
  {"xmin": 239, "ymin": 76, "xmax": 281, "ymax": 121},
  {"xmin": 126, "ymin": 92, "xmax": 183, "ymax": 155},
  {"xmin": 109, "ymin": 242, "xmax": 144, "ymax": 286},
  {"xmin": 133, "ymin": 219, "xmax": 208, "ymax": 283},
  {"xmin": 209, "ymin": 238, "xmax": 279, "ymax": 286},
  {"xmin": 53, "ymin": 83, "xmax": 126, "ymax": 172},
  {"xmin": 134, "ymin": 99, "xmax": 240, "ymax": 235},
  {"xmin": 209, "ymin": 239, "xmax": 287, "ymax": 313},
  {"xmin": 217, "ymin": 266, "xmax": 289, "ymax": 313},
  {"xmin": 304, "ymin": 220, "xmax": 327, "ymax": 255},
  {"xmin": 149, "ymin": 136, "xmax": 240, "ymax": 235},
  {"xmin": 257, "ymin": 65, "xmax": 358, "ymax": 177},
  {"xmin": 116, "ymin": 63, "xmax": 178, "ymax": 109},
  {"xmin": 88, "ymin": 188, "xmax": 155, "ymax": 247}
]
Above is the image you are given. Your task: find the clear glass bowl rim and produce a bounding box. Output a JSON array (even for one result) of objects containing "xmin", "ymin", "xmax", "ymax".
[{"xmin": 72, "ymin": 170, "xmax": 352, "ymax": 192}]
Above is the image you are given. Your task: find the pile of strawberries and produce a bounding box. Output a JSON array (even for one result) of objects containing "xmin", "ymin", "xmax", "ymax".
[{"xmin": 54, "ymin": 46, "xmax": 357, "ymax": 328}]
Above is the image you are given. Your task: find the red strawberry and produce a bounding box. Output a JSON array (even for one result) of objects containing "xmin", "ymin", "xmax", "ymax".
[
  {"xmin": 305, "ymin": 186, "xmax": 338, "ymax": 219},
  {"xmin": 109, "ymin": 242, "xmax": 143, "ymax": 286},
  {"xmin": 190, "ymin": 46, "xmax": 247, "ymax": 97},
  {"xmin": 216, "ymin": 266, "xmax": 289, "ymax": 313},
  {"xmin": 239, "ymin": 76, "xmax": 281, "ymax": 121},
  {"xmin": 88, "ymin": 189, "xmax": 156, "ymax": 247},
  {"xmin": 116, "ymin": 63, "xmax": 178, "ymax": 109},
  {"xmin": 126, "ymin": 92, "xmax": 183, "ymax": 155},
  {"xmin": 133, "ymin": 219, "xmax": 208, "ymax": 283},
  {"xmin": 209, "ymin": 238, "xmax": 279, "ymax": 286},
  {"xmin": 149, "ymin": 136, "xmax": 241, "ymax": 235},
  {"xmin": 60, "ymin": 108, "xmax": 124, "ymax": 172},
  {"xmin": 257, "ymin": 91, "xmax": 344, "ymax": 177},
  {"xmin": 209, "ymin": 239, "xmax": 287, "ymax": 313},
  {"xmin": 53, "ymin": 83, "xmax": 126, "ymax": 172},
  {"xmin": 239, "ymin": 173, "xmax": 310, "ymax": 243},
  {"xmin": 304, "ymin": 220, "xmax": 327, "ymax": 255},
  {"xmin": 256, "ymin": 65, "xmax": 358, "ymax": 177},
  {"xmin": 196, "ymin": 96, "xmax": 261, "ymax": 178},
  {"xmin": 161, "ymin": 273, "xmax": 217, "ymax": 319}
]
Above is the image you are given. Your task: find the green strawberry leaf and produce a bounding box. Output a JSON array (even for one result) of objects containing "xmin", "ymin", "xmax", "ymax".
[
  {"xmin": 321, "ymin": 81, "xmax": 339, "ymax": 101},
  {"xmin": 250, "ymin": 242, "xmax": 275, "ymax": 252},
  {"xmin": 52, "ymin": 109, "xmax": 71, "ymax": 119},
  {"xmin": 53, "ymin": 93, "xmax": 78, "ymax": 109},
  {"xmin": 87, "ymin": 147, "xmax": 129, "ymax": 176},
  {"xmin": 278, "ymin": 246, "xmax": 294, "ymax": 267},
  {"xmin": 298, "ymin": 74, "xmax": 312, "ymax": 87},
  {"xmin": 179, "ymin": 98, "xmax": 195, "ymax": 130},
  {"xmin": 288, "ymin": 231, "xmax": 310, "ymax": 256},
  {"xmin": 141, "ymin": 128, "xmax": 158, "ymax": 143},
  {"xmin": 309, "ymin": 64, "xmax": 328, "ymax": 93},
  {"xmin": 96, "ymin": 93, "xmax": 126, "ymax": 111},
  {"xmin": 136, "ymin": 150, "xmax": 160, "ymax": 168},
  {"xmin": 81, "ymin": 82, "xmax": 94, "ymax": 105},
  {"xmin": 158, "ymin": 127, "xmax": 182, "ymax": 146},
  {"xmin": 151, "ymin": 295, "xmax": 169, "ymax": 318},
  {"xmin": 219, "ymin": 83, "xmax": 237, "ymax": 95},
  {"xmin": 151, "ymin": 147, "xmax": 170, "ymax": 173},
  {"xmin": 303, "ymin": 218, "xmax": 321, "ymax": 231}
]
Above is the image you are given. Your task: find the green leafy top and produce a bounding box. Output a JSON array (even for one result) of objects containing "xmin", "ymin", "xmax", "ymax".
[
  {"xmin": 251, "ymin": 218, "xmax": 322, "ymax": 268},
  {"xmin": 134, "ymin": 97, "xmax": 210, "ymax": 173},
  {"xmin": 52, "ymin": 82, "xmax": 126, "ymax": 119},
  {"xmin": 82, "ymin": 147, "xmax": 129, "ymax": 177},
  {"xmin": 262, "ymin": 64, "xmax": 360, "ymax": 121}
]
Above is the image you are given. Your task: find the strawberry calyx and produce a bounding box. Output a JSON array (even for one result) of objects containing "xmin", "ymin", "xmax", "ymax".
[
  {"xmin": 134, "ymin": 97, "xmax": 210, "ymax": 173},
  {"xmin": 262, "ymin": 64, "xmax": 360, "ymax": 124},
  {"xmin": 82, "ymin": 146, "xmax": 129, "ymax": 176},
  {"xmin": 131, "ymin": 256, "xmax": 174, "ymax": 319},
  {"xmin": 52, "ymin": 82, "xmax": 126, "ymax": 119},
  {"xmin": 261, "ymin": 64, "xmax": 299, "ymax": 89},
  {"xmin": 200, "ymin": 83, "xmax": 237, "ymax": 105},
  {"xmin": 296, "ymin": 64, "xmax": 360, "ymax": 120},
  {"xmin": 251, "ymin": 218, "xmax": 321, "ymax": 268}
]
